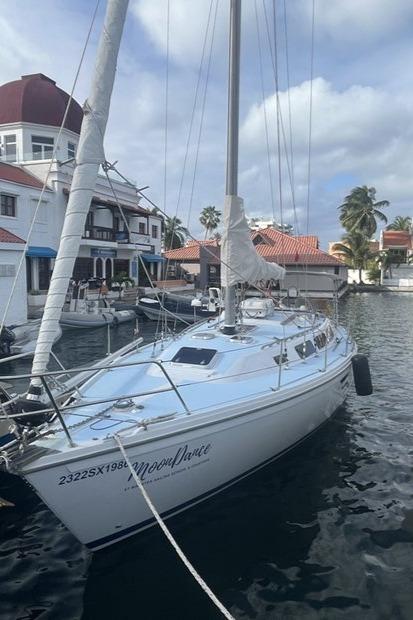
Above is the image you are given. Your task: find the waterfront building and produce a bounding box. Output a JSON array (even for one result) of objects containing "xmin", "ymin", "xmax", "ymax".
[
  {"xmin": 0, "ymin": 73, "xmax": 163, "ymax": 322},
  {"xmin": 164, "ymin": 228, "xmax": 347, "ymax": 297},
  {"xmin": 379, "ymin": 229, "xmax": 413, "ymax": 288}
]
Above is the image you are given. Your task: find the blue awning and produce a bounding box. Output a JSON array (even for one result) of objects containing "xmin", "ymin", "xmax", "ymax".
[
  {"xmin": 26, "ymin": 246, "xmax": 57, "ymax": 258},
  {"xmin": 141, "ymin": 253, "xmax": 165, "ymax": 263}
]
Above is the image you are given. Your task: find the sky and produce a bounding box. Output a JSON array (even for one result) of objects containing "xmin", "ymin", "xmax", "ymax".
[{"xmin": 1, "ymin": 0, "xmax": 413, "ymax": 248}]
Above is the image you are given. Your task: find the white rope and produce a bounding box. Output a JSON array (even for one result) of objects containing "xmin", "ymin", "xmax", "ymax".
[{"xmin": 114, "ymin": 434, "xmax": 236, "ymax": 620}]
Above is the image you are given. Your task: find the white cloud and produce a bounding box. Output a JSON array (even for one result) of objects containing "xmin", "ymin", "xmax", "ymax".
[
  {"xmin": 296, "ymin": 0, "xmax": 413, "ymax": 43},
  {"xmin": 239, "ymin": 77, "xmax": 413, "ymax": 238},
  {"xmin": 131, "ymin": 0, "xmax": 228, "ymax": 66}
]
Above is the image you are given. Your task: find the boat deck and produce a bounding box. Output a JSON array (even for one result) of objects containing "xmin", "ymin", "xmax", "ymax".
[{"xmin": 33, "ymin": 310, "xmax": 352, "ymax": 452}]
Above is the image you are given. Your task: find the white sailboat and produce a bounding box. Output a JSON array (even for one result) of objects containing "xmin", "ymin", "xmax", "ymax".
[{"xmin": 0, "ymin": 0, "xmax": 371, "ymax": 550}]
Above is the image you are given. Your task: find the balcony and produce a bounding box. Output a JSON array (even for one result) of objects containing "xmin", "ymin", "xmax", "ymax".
[{"xmin": 83, "ymin": 227, "xmax": 133, "ymax": 243}]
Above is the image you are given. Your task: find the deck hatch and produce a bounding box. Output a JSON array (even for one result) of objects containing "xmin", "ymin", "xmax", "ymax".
[
  {"xmin": 171, "ymin": 347, "xmax": 217, "ymax": 365},
  {"xmin": 295, "ymin": 340, "xmax": 316, "ymax": 359}
]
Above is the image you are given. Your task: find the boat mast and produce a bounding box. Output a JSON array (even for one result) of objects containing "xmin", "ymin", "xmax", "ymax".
[
  {"xmin": 223, "ymin": 0, "xmax": 241, "ymax": 335},
  {"xmin": 28, "ymin": 0, "xmax": 129, "ymax": 399}
]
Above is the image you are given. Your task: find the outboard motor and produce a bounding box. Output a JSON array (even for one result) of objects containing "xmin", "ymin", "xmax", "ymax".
[
  {"xmin": 0, "ymin": 327, "xmax": 15, "ymax": 358},
  {"xmin": 352, "ymin": 354, "xmax": 373, "ymax": 396}
]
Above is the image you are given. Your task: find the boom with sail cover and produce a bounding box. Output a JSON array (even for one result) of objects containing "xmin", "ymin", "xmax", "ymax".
[
  {"xmin": 221, "ymin": 195, "xmax": 285, "ymax": 287},
  {"xmin": 29, "ymin": 0, "xmax": 129, "ymax": 396}
]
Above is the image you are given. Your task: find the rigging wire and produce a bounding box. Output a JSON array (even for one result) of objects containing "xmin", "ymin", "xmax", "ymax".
[
  {"xmin": 163, "ymin": 0, "xmax": 215, "ymax": 290},
  {"xmin": 254, "ymin": 0, "xmax": 276, "ymax": 220},
  {"xmin": 187, "ymin": 0, "xmax": 219, "ymax": 229},
  {"xmin": 282, "ymin": 0, "xmax": 297, "ymax": 229},
  {"xmin": 0, "ymin": 0, "xmax": 101, "ymax": 338},
  {"xmin": 162, "ymin": 0, "xmax": 171, "ymax": 336},
  {"xmin": 272, "ymin": 0, "xmax": 284, "ymax": 241},
  {"xmin": 262, "ymin": 1, "xmax": 299, "ymax": 235},
  {"xmin": 304, "ymin": 0, "xmax": 316, "ymax": 298},
  {"xmin": 163, "ymin": 0, "xmax": 170, "ymax": 218}
]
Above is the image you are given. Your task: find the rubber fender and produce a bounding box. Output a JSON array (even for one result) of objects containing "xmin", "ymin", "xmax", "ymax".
[{"xmin": 352, "ymin": 354, "xmax": 373, "ymax": 396}]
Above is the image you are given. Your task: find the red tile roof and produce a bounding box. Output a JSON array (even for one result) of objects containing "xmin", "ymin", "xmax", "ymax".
[
  {"xmin": 0, "ymin": 227, "xmax": 25, "ymax": 244},
  {"xmin": 164, "ymin": 240, "xmax": 219, "ymax": 261},
  {"xmin": 0, "ymin": 162, "xmax": 47, "ymax": 189},
  {"xmin": 294, "ymin": 235, "xmax": 319, "ymax": 248},
  {"xmin": 164, "ymin": 233, "xmax": 343, "ymax": 266},
  {"xmin": 255, "ymin": 244, "xmax": 343, "ymax": 265},
  {"xmin": 382, "ymin": 230, "xmax": 412, "ymax": 249},
  {"xmin": 251, "ymin": 228, "xmax": 319, "ymax": 248}
]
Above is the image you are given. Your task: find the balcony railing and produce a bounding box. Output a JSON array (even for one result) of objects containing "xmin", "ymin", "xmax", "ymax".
[
  {"xmin": 84, "ymin": 227, "xmax": 116, "ymax": 242},
  {"xmin": 83, "ymin": 228, "xmax": 155, "ymax": 245}
]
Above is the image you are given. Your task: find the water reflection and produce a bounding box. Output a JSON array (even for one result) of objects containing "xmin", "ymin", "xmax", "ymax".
[{"xmin": 0, "ymin": 294, "xmax": 412, "ymax": 620}]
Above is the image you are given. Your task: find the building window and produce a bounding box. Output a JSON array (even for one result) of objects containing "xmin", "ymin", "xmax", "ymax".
[
  {"xmin": 1, "ymin": 194, "xmax": 16, "ymax": 217},
  {"xmin": 151, "ymin": 224, "xmax": 158, "ymax": 239},
  {"xmin": 32, "ymin": 135, "xmax": 54, "ymax": 160},
  {"xmin": 68, "ymin": 142, "xmax": 75, "ymax": 159},
  {"xmin": 138, "ymin": 222, "xmax": 146, "ymax": 234},
  {"xmin": 4, "ymin": 135, "xmax": 17, "ymax": 162}
]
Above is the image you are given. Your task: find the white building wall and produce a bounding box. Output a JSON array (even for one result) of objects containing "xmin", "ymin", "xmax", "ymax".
[
  {"xmin": 0, "ymin": 179, "xmax": 57, "ymax": 248},
  {"xmin": 282, "ymin": 264, "xmax": 347, "ymax": 293},
  {"xmin": 0, "ymin": 121, "xmax": 79, "ymax": 164},
  {"xmin": 1, "ymin": 121, "xmax": 163, "ymax": 295},
  {"xmin": 0, "ymin": 245, "xmax": 27, "ymax": 324}
]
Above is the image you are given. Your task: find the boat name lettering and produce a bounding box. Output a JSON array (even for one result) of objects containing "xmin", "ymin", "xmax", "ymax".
[
  {"xmin": 56, "ymin": 443, "xmax": 211, "ymax": 486},
  {"xmin": 127, "ymin": 443, "xmax": 211, "ymax": 482}
]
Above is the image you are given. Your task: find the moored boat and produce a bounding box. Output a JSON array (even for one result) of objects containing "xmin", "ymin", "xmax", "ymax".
[{"xmin": 0, "ymin": 0, "xmax": 372, "ymax": 554}]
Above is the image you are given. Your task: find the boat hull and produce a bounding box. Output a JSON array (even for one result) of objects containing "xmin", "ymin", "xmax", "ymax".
[
  {"xmin": 139, "ymin": 303, "xmax": 216, "ymax": 324},
  {"xmin": 60, "ymin": 312, "xmax": 114, "ymax": 328},
  {"xmin": 23, "ymin": 363, "xmax": 350, "ymax": 549}
]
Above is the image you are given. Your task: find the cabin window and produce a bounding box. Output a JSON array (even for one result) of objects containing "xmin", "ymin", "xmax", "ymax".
[
  {"xmin": 4, "ymin": 134, "xmax": 17, "ymax": 162},
  {"xmin": 314, "ymin": 332, "xmax": 327, "ymax": 349},
  {"xmin": 68, "ymin": 142, "xmax": 76, "ymax": 158},
  {"xmin": 0, "ymin": 193, "xmax": 16, "ymax": 217},
  {"xmin": 171, "ymin": 347, "xmax": 217, "ymax": 365},
  {"xmin": 295, "ymin": 340, "xmax": 316, "ymax": 359},
  {"xmin": 32, "ymin": 135, "xmax": 54, "ymax": 160}
]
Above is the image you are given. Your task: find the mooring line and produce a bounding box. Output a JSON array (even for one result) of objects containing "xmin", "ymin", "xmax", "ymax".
[{"xmin": 114, "ymin": 435, "xmax": 235, "ymax": 620}]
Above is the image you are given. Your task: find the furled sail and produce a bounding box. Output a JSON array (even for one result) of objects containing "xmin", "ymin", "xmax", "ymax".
[
  {"xmin": 29, "ymin": 0, "xmax": 129, "ymax": 396},
  {"xmin": 220, "ymin": 195, "xmax": 285, "ymax": 287}
]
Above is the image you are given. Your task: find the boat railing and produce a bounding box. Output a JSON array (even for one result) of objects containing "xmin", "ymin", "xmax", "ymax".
[{"xmin": 0, "ymin": 325, "xmax": 353, "ymax": 452}]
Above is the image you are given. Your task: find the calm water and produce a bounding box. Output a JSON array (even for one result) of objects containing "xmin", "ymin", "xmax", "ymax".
[{"xmin": 0, "ymin": 293, "xmax": 412, "ymax": 620}]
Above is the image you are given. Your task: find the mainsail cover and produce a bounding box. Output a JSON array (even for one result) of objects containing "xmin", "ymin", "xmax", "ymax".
[
  {"xmin": 220, "ymin": 195, "xmax": 285, "ymax": 287},
  {"xmin": 30, "ymin": 0, "xmax": 129, "ymax": 387}
]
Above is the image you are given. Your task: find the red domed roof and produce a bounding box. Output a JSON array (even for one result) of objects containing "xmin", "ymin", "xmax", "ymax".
[{"xmin": 0, "ymin": 74, "xmax": 83, "ymax": 134}]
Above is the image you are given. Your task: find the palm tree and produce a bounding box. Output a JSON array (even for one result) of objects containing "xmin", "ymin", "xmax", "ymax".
[
  {"xmin": 199, "ymin": 205, "xmax": 221, "ymax": 240},
  {"xmin": 163, "ymin": 216, "xmax": 188, "ymax": 250},
  {"xmin": 386, "ymin": 215, "xmax": 412, "ymax": 231},
  {"xmin": 332, "ymin": 231, "xmax": 373, "ymax": 283},
  {"xmin": 338, "ymin": 186, "xmax": 389, "ymax": 236}
]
